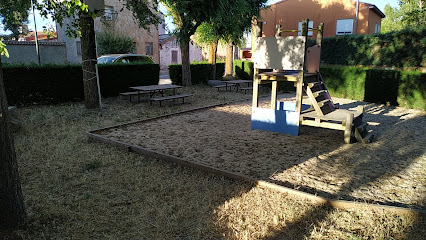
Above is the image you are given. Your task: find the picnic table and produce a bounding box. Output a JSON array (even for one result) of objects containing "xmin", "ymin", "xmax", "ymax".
[
  {"xmin": 224, "ymin": 80, "xmax": 253, "ymax": 92},
  {"xmin": 129, "ymin": 84, "xmax": 182, "ymax": 102}
]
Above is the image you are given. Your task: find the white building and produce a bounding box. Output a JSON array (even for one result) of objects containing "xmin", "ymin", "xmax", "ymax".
[{"xmin": 159, "ymin": 34, "xmax": 202, "ymax": 71}]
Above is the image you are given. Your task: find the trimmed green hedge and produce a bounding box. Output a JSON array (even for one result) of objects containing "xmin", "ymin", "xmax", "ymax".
[
  {"xmin": 168, "ymin": 61, "xmax": 225, "ymax": 85},
  {"xmin": 3, "ymin": 63, "xmax": 159, "ymax": 105},
  {"xmin": 321, "ymin": 66, "xmax": 426, "ymax": 110},
  {"xmin": 228, "ymin": 61, "xmax": 426, "ymax": 110},
  {"xmin": 320, "ymin": 66, "xmax": 367, "ymax": 101},
  {"xmin": 318, "ymin": 27, "xmax": 426, "ymax": 68},
  {"xmin": 234, "ymin": 60, "xmax": 254, "ymax": 80}
]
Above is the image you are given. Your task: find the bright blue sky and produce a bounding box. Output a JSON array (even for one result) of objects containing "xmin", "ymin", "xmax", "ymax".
[{"xmin": 1, "ymin": 0, "xmax": 400, "ymax": 34}]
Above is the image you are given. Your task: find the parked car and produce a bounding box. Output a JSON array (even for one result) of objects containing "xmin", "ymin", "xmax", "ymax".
[{"xmin": 97, "ymin": 54, "xmax": 154, "ymax": 64}]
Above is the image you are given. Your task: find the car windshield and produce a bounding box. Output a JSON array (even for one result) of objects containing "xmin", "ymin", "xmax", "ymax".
[{"xmin": 97, "ymin": 56, "xmax": 118, "ymax": 64}]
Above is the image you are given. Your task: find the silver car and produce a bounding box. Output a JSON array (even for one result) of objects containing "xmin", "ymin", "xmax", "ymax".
[{"xmin": 97, "ymin": 54, "xmax": 154, "ymax": 64}]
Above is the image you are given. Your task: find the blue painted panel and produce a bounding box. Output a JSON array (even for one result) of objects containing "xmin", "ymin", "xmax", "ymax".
[
  {"xmin": 251, "ymin": 107, "xmax": 300, "ymax": 136},
  {"xmin": 276, "ymin": 101, "xmax": 311, "ymax": 112}
]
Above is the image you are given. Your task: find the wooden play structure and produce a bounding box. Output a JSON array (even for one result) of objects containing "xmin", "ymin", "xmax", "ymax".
[{"xmin": 251, "ymin": 19, "xmax": 372, "ymax": 144}]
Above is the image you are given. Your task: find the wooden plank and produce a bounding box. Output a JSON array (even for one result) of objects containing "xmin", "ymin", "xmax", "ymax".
[
  {"xmin": 305, "ymin": 86, "xmax": 324, "ymax": 116},
  {"xmin": 271, "ymin": 81, "xmax": 277, "ymax": 109},
  {"xmin": 252, "ymin": 71, "xmax": 260, "ymax": 108},
  {"xmin": 254, "ymin": 37, "xmax": 306, "ymax": 70},
  {"xmin": 301, "ymin": 119, "xmax": 345, "ymax": 131},
  {"xmin": 295, "ymin": 71, "xmax": 304, "ymax": 114},
  {"xmin": 301, "ymin": 109, "xmax": 361, "ymax": 122},
  {"xmin": 344, "ymin": 112, "xmax": 354, "ymax": 144}
]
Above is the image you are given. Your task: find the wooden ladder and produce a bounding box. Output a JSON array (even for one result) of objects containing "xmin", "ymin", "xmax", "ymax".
[
  {"xmin": 353, "ymin": 116, "xmax": 374, "ymax": 144},
  {"xmin": 304, "ymin": 73, "xmax": 337, "ymax": 116}
]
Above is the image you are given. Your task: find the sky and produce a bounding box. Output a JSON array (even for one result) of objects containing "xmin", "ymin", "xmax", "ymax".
[{"xmin": 1, "ymin": 0, "xmax": 400, "ymax": 35}]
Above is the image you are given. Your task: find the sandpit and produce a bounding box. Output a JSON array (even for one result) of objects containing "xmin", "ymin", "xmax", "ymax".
[{"xmin": 94, "ymin": 94, "xmax": 426, "ymax": 210}]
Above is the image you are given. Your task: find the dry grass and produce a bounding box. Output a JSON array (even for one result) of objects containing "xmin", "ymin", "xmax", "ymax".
[{"xmin": 1, "ymin": 85, "xmax": 425, "ymax": 239}]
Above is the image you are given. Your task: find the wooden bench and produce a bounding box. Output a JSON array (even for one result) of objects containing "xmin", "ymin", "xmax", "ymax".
[
  {"xmin": 150, "ymin": 94, "xmax": 193, "ymax": 107},
  {"xmin": 119, "ymin": 91, "xmax": 141, "ymax": 102},
  {"xmin": 213, "ymin": 84, "xmax": 236, "ymax": 91},
  {"xmin": 239, "ymin": 87, "xmax": 253, "ymax": 94}
]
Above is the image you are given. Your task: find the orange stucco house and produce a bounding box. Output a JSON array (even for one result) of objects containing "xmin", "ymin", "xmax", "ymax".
[{"xmin": 258, "ymin": 0, "xmax": 385, "ymax": 38}]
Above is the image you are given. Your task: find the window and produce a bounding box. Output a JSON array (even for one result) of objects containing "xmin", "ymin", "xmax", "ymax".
[
  {"xmin": 171, "ymin": 50, "xmax": 178, "ymax": 63},
  {"xmin": 336, "ymin": 19, "xmax": 354, "ymax": 35},
  {"xmin": 375, "ymin": 23, "xmax": 381, "ymax": 33},
  {"xmin": 298, "ymin": 20, "xmax": 314, "ymax": 36},
  {"xmin": 76, "ymin": 40, "xmax": 82, "ymax": 55},
  {"xmin": 104, "ymin": 6, "xmax": 114, "ymax": 21},
  {"xmin": 145, "ymin": 42, "xmax": 154, "ymax": 55}
]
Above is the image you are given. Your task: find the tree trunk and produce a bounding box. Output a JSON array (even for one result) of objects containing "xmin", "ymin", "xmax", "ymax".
[
  {"xmin": 209, "ymin": 40, "xmax": 218, "ymax": 80},
  {"xmin": 0, "ymin": 57, "xmax": 27, "ymax": 229},
  {"xmin": 180, "ymin": 40, "xmax": 192, "ymax": 86},
  {"xmin": 79, "ymin": 11, "xmax": 100, "ymax": 109},
  {"xmin": 224, "ymin": 40, "xmax": 234, "ymax": 77}
]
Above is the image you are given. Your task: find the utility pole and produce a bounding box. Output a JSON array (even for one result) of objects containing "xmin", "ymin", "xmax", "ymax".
[
  {"xmin": 354, "ymin": 0, "xmax": 360, "ymax": 35},
  {"xmin": 31, "ymin": 0, "xmax": 41, "ymax": 65}
]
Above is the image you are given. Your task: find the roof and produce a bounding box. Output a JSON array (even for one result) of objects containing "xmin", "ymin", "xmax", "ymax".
[
  {"xmin": 266, "ymin": 0, "xmax": 385, "ymax": 18},
  {"xmin": 368, "ymin": 4, "xmax": 386, "ymax": 18},
  {"xmin": 3, "ymin": 40, "xmax": 65, "ymax": 46},
  {"xmin": 159, "ymin": 34, "xmax": 175, "ymax": 44}
]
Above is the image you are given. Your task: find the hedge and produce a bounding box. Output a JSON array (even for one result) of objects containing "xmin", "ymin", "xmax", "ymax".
[
  {"xmin": 169, "ymin": 61, "xmax": 224, "ymax": 85},
  {"xmin": 317, "ymin": 27, "xmax": 426, "ymax": 68},
  {"xmin": 2, "ymin": 63, "xmax": 159, "ymax": 105},
  {"xmin": 234, "ymin": 60, "xmax": 254, "ymax": 80},
  {"xmin": 228, "ymin": 61, "xmax": 426, "ymax": 110},
  {"xmin": 321, "ymin": 66, "xmax": 426, "ymax": 110}
]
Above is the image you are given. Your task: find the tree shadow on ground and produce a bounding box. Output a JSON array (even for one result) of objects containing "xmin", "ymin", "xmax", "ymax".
[{"xmin": 260, "ymin": 101, "xmax": 426, "ymax": 239}]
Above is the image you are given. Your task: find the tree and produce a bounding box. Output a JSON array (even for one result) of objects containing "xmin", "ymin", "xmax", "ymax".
[
  {"xmin": 399, "ymin": 0, "xmax": 425, "ymax": 27},
  {"xmin": 38, "ymin": 0, "xmax": 159, "ymax": 109},
  {"xmin": 381, "ymin": 4, "xmax": 403, "ymax": 33},
  {"xmin": 0, "ymin": 39, "xmax": 27, "ymax": 229},
  {"xmin": 194, "ymin": 23, "xmax": 219, "ymax": 79},
  {"xmin": 0, "ymin": 0, "xmax": 30, "ymax": 40},
  {"xmin": 160, "ymin": 0, "xmax": 218, "ymax": 86},
  {"xmin": 195, "ymin": 0, "xmax": 267, "ymax": 78},
  {"xmin": 381, "ymin": 1, "xmax": 425, "ymax": 33}
]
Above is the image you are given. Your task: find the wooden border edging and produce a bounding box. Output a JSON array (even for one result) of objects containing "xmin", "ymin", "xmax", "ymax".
[
  {"xmin": 87, "ymin": 133, "xmax": 426, "ymax": 216},
  {"xmin": 87, "ymin": 98, "xmax": 426, "ymax": 217}
]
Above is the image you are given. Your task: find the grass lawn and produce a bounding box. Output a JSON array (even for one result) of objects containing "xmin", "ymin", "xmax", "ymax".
[{"xmin": 1, "ymin": 85, "xmax": 425, "ymax": 239}]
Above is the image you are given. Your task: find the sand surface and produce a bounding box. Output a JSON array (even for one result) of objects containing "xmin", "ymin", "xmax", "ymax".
[{"xmin": 97, "ymin": 94, "xmax": 426, "ymax": 209}]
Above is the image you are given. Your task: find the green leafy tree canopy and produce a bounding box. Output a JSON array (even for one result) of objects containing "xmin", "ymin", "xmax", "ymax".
[{"xmin": 0, "ymin": 0, "xmax": 31, "ymax": 40}]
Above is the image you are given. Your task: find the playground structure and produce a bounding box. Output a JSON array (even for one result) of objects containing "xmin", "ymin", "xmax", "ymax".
[{"xmin": 251, "ymin": 19, "xmax": 372, "ymax": 144}]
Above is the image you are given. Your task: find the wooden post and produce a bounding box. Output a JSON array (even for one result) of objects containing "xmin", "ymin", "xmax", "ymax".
[
  {"xmin": 275, "ymin": 24, "xmax": 282, "ymax": 37},
  {"xmin": 316, "ymin": 23, "xmax": 324, "ymax": 46},
  {"xmin": 252, "ymin": 20, "xmax": 263, "ymax": 53},
  {"xmin": 271, "ymin": 81, "xmax": 277, "ymax": 109},
  {"xmin": 344, "ymin": 112, "xmax": 354, "ymax": 144},
  {"xmin": 252, "ymin": 77, "xmax": 259, "ymax": 108},
  {"xmin": 295, "ymin": 19, "xmax": 309, "ymax": 115}
]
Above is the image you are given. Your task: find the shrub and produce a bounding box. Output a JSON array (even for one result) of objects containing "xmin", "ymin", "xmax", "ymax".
[
  {"xmin": 398, "ymin": 71, "xmax": 426, "ymax": 110},
  {"xmin": 3, "ymin": 63, "xmax": 159, "ymax": 106},
  {"xmin": 364, "ymin": 69, "xmax": 399, "ymax": 105},
  {"xmin": 169, "ymin": 61, "xmax": 224, "ymax": 85},
  {"xmin": 228, "ymin": 61, "xmax": 426, "ymax": 110},
  {"xmin": 318, "ymin": 27, "xmax": 426, "ymax": 68},
  {"xmin": 320, "ymin": 66, "xmax": 367, "ymax": 101},
  {"xmin": 234, "ymin": 60, "xmax": 254, "ymax": 79},
  {"xmin": 97, "ymin": 31, "xmax": 136, "ymax": 55}
]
